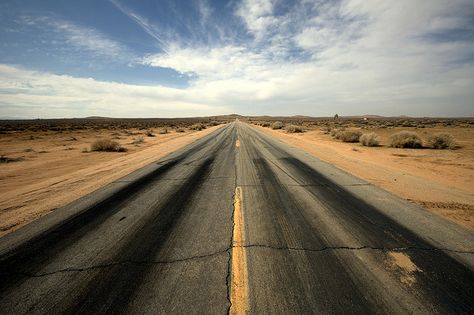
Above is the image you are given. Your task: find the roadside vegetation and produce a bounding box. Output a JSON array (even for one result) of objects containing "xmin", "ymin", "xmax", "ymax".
[
  {"xmin": 90, "ymin": 139, "xmax": 127, "ymax": 152},
  {"xmin": 427, "ymin": 133, "xmax": 457, "ymax": 149},
  {"xmin": 359, "ymin": 133, "xmax": 379, "ymax": 147},
  {"xmin": 389, "ymin": 131, "xmax": 423, "ymax": 148},
  {"xmin": 252, "ymin": 117, "xmax": 465, "ymax": 150},
  {"xmin": 285, "ymin": 124, "xmax": 304, "ymax": 133},
  {"xmin": 271, "ymin": 121, "xmax": 283, "ymax": 129}
]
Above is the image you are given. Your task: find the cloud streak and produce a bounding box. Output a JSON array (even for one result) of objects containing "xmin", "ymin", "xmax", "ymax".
[
  {"xmin": 19, "ymin": 15, "xmax": 131, "ymax": 61},
  {"xmin": 108, "ymin": 0, "xmax": 170, "ymax": 53}
]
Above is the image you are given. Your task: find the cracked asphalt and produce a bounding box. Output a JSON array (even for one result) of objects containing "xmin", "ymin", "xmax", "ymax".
[{"xmin": 1, "ymin": 121, "xmax": 473, "ymax": 314}]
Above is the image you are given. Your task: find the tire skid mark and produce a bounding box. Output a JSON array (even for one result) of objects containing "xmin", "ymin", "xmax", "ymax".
[
  {"xmin": 250, "ymin": 157, "xmax": 376, "ymax": 313},
  {"xmin": 68, "ymin": 157, "xmax": 215, "ymax": 314},
  {"xmin": 280, "ymin": 153, "xmax": 474, "ymax": 313},
  {"xmin": 0, "ymin": 158, "xmax": 183, "ymax": 290}
]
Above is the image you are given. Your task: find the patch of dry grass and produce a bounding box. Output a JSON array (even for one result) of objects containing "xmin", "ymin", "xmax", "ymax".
[
  {"xmin": 90, "ymin": 139, "xmax": 127, "ymax": 152},
  {"xmin": 132, "ymin": 136, "xmax": 144, "ymax": 145},
  {"xmin": 189, "ymin": 123, "xmax": 206, "ymax": 131},
  {"xmin": 285, "ymin": 124, "xmax": 304, "ymax": 133}
]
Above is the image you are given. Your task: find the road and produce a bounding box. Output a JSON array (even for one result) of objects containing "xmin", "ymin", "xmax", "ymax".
[{"xmin": 0, "ymin": 121, "xmax": 473, "ymax": 314}]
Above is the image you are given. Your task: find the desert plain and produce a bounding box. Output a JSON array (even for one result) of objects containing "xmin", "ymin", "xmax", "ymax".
[{"xmin": 0, "ymin": 115, "xmax": 473, "ymax": 236}]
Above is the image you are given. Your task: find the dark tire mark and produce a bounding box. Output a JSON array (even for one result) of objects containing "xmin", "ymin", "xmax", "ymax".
[
  {"xmin": 250, "ymin": 158, "xmax": 377, "ymax": 313},
  {"xmin": 281, "ymin": 156, "xmax": 474, "ymax": 313},
  {"xmin": 0, "ymin": 158, "xmax": 182, "ymax": 291},
  {"xmin": 67, "ymin": 157, "xmax": 215, "ymax": 314}
]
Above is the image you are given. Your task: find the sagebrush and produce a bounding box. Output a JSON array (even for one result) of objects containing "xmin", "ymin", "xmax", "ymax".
[
  {"xmin": 359, "ymin": 133, "xmax": 379, "ymax": 147},
  {"xmin": 271, "ymin": 121, "xmax": 283, "ymax": 129},
  {"xmin": 427, "ymin": 133, "xmax": 456, "ymax": 149},
  {"xmin": 389, "ymin": 131, "xmax": 422, "ymax": 148},
  {"xmin": 336, "ymin": 130, "xmax": 362, "ymax": 142},
  {"xmin": 285, "ymin": 124, "xmax": 304, "ymax": 133},
  {"xmin": 90, "ymin": 139, "xmax": 127, "ymax": 152}
]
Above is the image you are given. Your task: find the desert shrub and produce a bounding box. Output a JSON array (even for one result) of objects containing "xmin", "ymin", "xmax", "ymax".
[
  {"xmin": 146, "ymin": 129, "xmax": 155, "ymax": 137},
  {"xmin": 159, "ymin": 128, "xmax": 168, "ymax": 134},
  {"xmin": 189, "ymin": 123, "xmax": 206, "ymax": 131},
  {"xmin": 359, "ymin": 132, "xmax": 379, "ymax": 147},
  {"xmin": 271, "ymin": 121, "xmax": 283, "ymax": 129},
  {"xmin": 260, "ymin": 122, "xmax": 270, "ymax": 127},
  {"xmin": 90, "ymin": 139, "xmax": 127, "ymax": 152},
  {"xmin": 175, "ymin": 128, "xmax": 185, "ymax": 133},
  {"xmin": 132, "ymin": 136, "xmax": 144, "ymax": 144},
  {"xmin": 336, "ymin": 130, "xmax": 362, "ymax": 142},
  {"xmin": 427, "ymin": 133, "xmax": 456, "ymax": 149},
  {"xmin": 330, "ymin": 128, "xmax": 344, "ymax": 137},
  {"xmin": 208, "ymin": 121, "xmax": 219, "ymax": 126},
  {"xmin": 389, "ymin": 131, "xmax": 422, "ymax": 148},
  {"xmin": 285, "ymin": 124, "xmax": 304, "ymax": 133}
]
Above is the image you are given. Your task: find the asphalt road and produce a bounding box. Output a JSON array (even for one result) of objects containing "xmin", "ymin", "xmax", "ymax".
[{"xmin": 1, "ymin": 121, "xmax": 473, "ymax": 314}]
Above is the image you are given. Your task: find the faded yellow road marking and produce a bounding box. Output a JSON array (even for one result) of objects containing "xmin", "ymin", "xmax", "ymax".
[
  {"xmin": 235, "ymin": 139, "xmax": 240, "ymax": 147},
  {"xmin": 230, "ymin": 187, "xmax": 249, "ymax": 315}
]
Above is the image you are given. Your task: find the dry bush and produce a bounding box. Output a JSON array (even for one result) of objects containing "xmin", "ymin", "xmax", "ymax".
[
  {"xmin": 175, "ymin": 128, "xmax": 185, "ymax": 133},
  {"xmin": 336, "ymin": 130, "xmax": 362, "ymax": 142},
  {"xmin": 208, "ymin": 121, "xmax": 219, "ymax": 126},
  {"xmin": 159, "ymin": 128, "xmax": 168, "ymax": 134},
  {"xmin": 132, "ymin": 136, "xmax": 144, "ymax": 144},
  {"xmin": 189, "ymin": 123, "xmax": 206, "ymax": 131},
  {"xmin": 330, "ymin": 128, "xmax": 344, "ymax": 137},
  {"xmin": 260, "ymin": 122, "xmax": 270, "ymax": 127},
  {"xmin": 146, "ymin": 129, "xmax": 155, "ymax": 137},
  {"xmin": 271, "ymin": 121, "xmax": 283, "ymax": 129},
  {"xmin": 285, "ymin": 124, "xmax": 304, "ymax": 133},
  {"xmin": 90, "ymin": 139, "xmax": 127, "ymax": 152},
  {"xmin": 359, "ymin": 132, "xmax": 379, "ymax": 147},
  {"xmin": 389, "ymin": 131, "xmax": 422, "ymax": 148},
  {"xmin": 427, "ymin": 133, "xmax": 456, "ymax": 149}
]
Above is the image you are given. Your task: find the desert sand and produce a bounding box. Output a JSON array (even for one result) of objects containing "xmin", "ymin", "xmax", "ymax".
[
  {"xmin": 255, "ymin": 124, "xmax": 474, "ymax": 230},
  {"xmin": 0, "ymin": 125, "xmax": 223, "ymax": 236}
]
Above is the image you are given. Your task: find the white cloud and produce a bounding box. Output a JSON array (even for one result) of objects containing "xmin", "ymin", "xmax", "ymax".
[
  {"xmin": 2, "ymin": 0, "xmax": 474, "ymax": 117},
  {"xmin": 20, "ymin": 16, "xmax": 130, "ymax": 60},
  {"xmin": 0, "ymin": 65, "xmax": 227, "ymax": 118},
  {"xmin": 140, "ymin": 0, "xmax": 474, "ymax": 116},
  {"xmin": 236, "ymin": 0, "xmax": 278, "ymax": 39}
]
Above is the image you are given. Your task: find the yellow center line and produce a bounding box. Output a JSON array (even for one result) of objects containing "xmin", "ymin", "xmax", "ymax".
[{"xmin": 230, "ymin": 186, "xmax": 249, "ymax": 315}]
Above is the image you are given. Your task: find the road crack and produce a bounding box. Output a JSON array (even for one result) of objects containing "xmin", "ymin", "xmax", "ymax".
[
  {"xmin": 239, "ymin": 243, "xmax": 474, "ymax": 254},
  {"xmin": 10, "ymin": 249, "xmax": 229, "ymax": 278}
]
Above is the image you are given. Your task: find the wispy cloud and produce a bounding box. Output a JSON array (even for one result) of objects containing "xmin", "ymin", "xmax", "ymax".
[
  {"xmin": 19, "ymin": 15, "xmax": 131, "ymax": 61},
  {"xmin": 108, "ymin": 0, "xmax": 170, "ymax": 53}
]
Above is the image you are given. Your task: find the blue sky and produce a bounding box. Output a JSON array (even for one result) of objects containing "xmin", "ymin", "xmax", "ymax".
[{"xmin": 0, "ymin": 0, "xmax": 473, "ymax": 118}]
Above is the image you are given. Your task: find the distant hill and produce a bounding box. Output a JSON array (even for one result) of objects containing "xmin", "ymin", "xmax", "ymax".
[{"xmin": 84, "ymin": 116, "xmax": 112, "ymax": 119}]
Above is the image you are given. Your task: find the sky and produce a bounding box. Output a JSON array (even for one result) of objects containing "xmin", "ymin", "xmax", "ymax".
[{"xmin": 0, "ymin": 0, "xmax": 473, "ymax": 118}]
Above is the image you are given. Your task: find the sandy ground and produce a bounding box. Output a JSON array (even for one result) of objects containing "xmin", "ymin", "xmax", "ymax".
[
  {"xmin": 0, "ymin": 125, "xmax": 223, "ymax": 236},
  {"xmin": 254, "ymin": 124, "xmax": 474, "ymax": 231}
]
